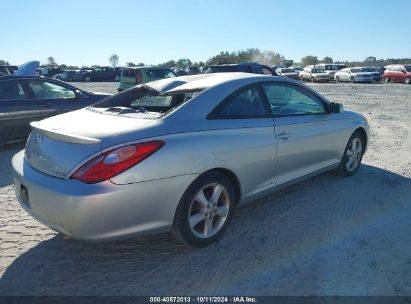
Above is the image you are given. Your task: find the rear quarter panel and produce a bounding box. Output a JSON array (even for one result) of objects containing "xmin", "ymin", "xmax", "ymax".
[{"xmin": 110, "ymin": 121, "xmax": 277, "ymax": 196}]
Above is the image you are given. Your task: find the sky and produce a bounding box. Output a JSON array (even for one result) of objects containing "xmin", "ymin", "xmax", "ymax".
[{"xmin": 1, "ymin": 0, "xmax": 410, "ymax": 66}]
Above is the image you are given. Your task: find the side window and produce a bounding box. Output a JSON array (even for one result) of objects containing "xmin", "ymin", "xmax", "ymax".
[
  {"xmin": 0, "ymin": 81, "xmax": 27, "ymax": 100},
  {"xmin": 27, "ymin": 81, "xmax": 76, "ymax": 99},
  {"xmin": 262, "ymin": 84, "xmax": 326, "ymax": 117},
  {"xmin": 214, "ymin": 87, "xmax": 269, "ymax": 118}
]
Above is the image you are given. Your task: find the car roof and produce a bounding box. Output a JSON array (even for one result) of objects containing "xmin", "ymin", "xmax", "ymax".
[{"xmin": 144, "ymin": 72, "xmax": 268, "ymax": 93}]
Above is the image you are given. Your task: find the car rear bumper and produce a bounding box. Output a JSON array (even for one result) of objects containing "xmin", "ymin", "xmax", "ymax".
[{"xmin": 12, "ymin": 150, "xmax": 197, "ymax": 241}]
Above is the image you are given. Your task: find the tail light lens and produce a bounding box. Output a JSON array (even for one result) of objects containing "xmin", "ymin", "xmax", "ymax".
[{"xmin": 71, "ymin": 140, "xmax": 164, "ymax": 183}]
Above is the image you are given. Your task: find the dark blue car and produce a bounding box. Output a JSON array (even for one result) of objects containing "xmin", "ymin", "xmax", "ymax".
[{"xmin": 0, "ymin": 76, "xmax": 111, "ymax": 145}]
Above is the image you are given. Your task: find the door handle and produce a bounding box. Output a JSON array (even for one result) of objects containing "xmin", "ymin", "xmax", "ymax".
[{"xmin": 277, "ymin": 131, "xmax": 290, "ymax": 140}]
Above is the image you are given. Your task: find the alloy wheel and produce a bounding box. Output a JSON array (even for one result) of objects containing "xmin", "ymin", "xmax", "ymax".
[
  {"xmin": 188, "ymin": 183, "xmax": 230, "ymax": 239},
  {"xmin": 346, "ymin": 137, "xmax": 362, "ymax": 172}
]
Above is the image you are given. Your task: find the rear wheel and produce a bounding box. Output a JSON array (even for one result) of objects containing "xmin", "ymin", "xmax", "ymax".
[
  {"xmin": 336, "ymin": 76, "xmax": 340, "ymax": 82},
  {"xmin": 85, "ymin": 76, "xmax": 91, "ymax": 82},
  {"xmin": 68, "ymin": 76, "xmax": 73, "ymax": 81},
  {"xmin": 172, "ymin": 171, "xmax": 236, "ymax": 247},
  {"xmin": 405, "ymin": 77, "xmax": 410, "ymax": 85},
  {"xmin": 335, "ymin": 131, "xmax": 364, "ymax": 176},
  {"xmin": 350, "ymin": 76, "xmax": 355, "ymax": 83},
  {"xmin": 56, "ymin": 76, "xmax": 62, "ymax": 80},
  {"xmin": 311, "ymin": 76, "xmax": 315, "ymax": 82},
  {"xmin": 384, "ymin": 76, "xmax": 389, "ymax": 83}
]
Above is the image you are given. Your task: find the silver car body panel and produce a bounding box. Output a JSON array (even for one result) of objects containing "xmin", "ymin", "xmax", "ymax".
[{"xmin": 12, "ymin": 72, "xmax": 370, "ymax": 240}]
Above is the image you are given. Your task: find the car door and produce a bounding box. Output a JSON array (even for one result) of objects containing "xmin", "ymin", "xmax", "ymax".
[
  {"xmin": 0, "ymin": 79, "xmax": 49, "ymax": 144},
  {"xmin": 25, "ymin": 79, "xmax": 84, "ymax": 118},
  {"xmin": 208, "ymin": 85, "xmax": 276, "ymax": 195},
  {"xmin": 261, "ymin": 82, "xmax": 346, "ymax": 185}
]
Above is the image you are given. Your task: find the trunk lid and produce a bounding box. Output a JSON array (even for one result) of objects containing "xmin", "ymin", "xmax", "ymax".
[{"xmin": 25, "ymin": 108, "xmax": 158, "ymax": 179}]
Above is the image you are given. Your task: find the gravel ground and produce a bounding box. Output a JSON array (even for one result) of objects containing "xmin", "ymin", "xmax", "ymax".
[{"xmin": 1, "ymin": 81, "xmax": 411, "ymax": 296}]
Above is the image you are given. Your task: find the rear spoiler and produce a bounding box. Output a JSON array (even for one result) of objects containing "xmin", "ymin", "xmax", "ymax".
[{"xmin": 30, "ymin": 122, "xmax": 101, "ymax": 145}]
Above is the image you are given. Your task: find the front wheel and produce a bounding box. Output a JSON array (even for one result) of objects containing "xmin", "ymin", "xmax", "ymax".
[
  {"xmin": 311, "ymin": 76, "xmax": 315, "ymax": 82},
  {"xmin": 336, "ymin": 76, "xmax": 340, "ymax": 82},
  {"xmin": 384, "ymin": 76, "xmax": 389, "ymax": 83},
  {"xmin": 172, "ymin": 171, "xmax": 236, "ymax": 247},
  {"xmin": 405, "ymin": 77, "xmax": 410, "ymax": 85},
  {"xmin": 350, "ymin": 76, "xmax": 355, "ymax": 83},
  {"xmin": 84, "ymin": 76, "xmax": 91, "ymax": 82},
  {"xmin": 334, "ymin": 131, "xmax": 364, "ymax": 176}
]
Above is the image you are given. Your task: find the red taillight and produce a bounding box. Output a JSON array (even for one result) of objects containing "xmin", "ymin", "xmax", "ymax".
[{"xmin": 71, "ymin": 140, "xmax": 164, "ymax": 183}]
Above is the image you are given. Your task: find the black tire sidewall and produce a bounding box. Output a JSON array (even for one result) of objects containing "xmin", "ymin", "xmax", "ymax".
[
  {"xmin": 336, "ymin": 131, "xmax": 364, "ymax": 176},
  {"xmin": 172, "ymin": 172, "xmax": 236, "ymax": 247}
]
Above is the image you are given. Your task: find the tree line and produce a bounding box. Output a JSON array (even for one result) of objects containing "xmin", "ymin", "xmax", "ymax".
[{"xmin": 2, "ymin": 50, "xmax": 410, "ymax": 70}]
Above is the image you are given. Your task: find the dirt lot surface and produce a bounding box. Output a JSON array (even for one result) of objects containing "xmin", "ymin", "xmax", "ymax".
[{"xmin": 1, "ymin": 81, "xmax": 411, "ymax": 296}]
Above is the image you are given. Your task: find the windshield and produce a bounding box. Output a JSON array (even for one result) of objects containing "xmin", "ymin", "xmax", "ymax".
[{"xmin": 92, "ymin": 86, "xmax": 202, "ymax": 114}]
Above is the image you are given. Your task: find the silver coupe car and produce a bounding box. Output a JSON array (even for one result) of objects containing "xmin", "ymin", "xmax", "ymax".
[{"xmin": 12, "ymin": 73, "xmax": 369, "ymax": 247}]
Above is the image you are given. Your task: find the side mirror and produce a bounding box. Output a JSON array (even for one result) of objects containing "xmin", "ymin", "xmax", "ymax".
[
  {"xmin": 75, "ymin": 90, "xmax": 84, "ymax": 99},
  {"xmin": 330, "ymin": 102, "xmax": 343, "ymax": 113}
]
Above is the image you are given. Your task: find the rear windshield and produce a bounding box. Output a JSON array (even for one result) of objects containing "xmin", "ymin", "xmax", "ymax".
[
  {"xmin": 350, "ymin": 68, "xmax": 364, "ymax": 73},
  {"xmin": 92, "ymin": 86, "xmax": 202, "ymax": 115},
  {"xmin": 122, "ymin": 68, "xmax": 175, "ymax": 78}
]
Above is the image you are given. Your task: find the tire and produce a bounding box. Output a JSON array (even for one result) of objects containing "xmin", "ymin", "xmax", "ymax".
[
  {"xmin": 405, "ymin": 77, "xmax": 410, "ymax": 85},
  {"xmin": 68, "ymin": 77, "xmax": 73, "ymax": 82},
  {"xmin": 311, "ymin": 76, "xmax": 315, "ymax": 82},
  {"xmin": 300, "ymin": 76, "xmax": 304, "ymax": 82},
  {"xmin": 334, "ymin": 131, "xmax": 364, "ymax": 177},
  {"xmin": 336, "ymin": 76, "xmax": 340, "ymax": 82},
  {"xmin": 172, "ymin": 171, "xmax": 236, "ymax": 247},
  {"xmin": 384, "ymin": 76, "xmax": 389, "ymax": 83},
  {"xmin": 350, "ymin": 76, "xmax": 355, "ymax": 83},
  {"xmin": 85, "ymin": 76, "xmax": 91, "ymax": 82},
  {"xmin": 56, "ymin": 76, "xmax": 62, "ymax": 80}
]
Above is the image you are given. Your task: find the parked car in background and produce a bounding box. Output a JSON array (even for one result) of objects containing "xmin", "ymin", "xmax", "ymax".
[
  {"xmin": 54, "ymin": 70, "xmax": 84, "ymax": 82},
  {"xmin": 336, "ymin": 64, "xmax": 347, "ymax": 70},
  {"xmin": 82, "ymin": 66, "xmax": 122, "ymax": 82},
  {"xmin": 207, "ymin": 62, "xmax": 273, "ymax": 75},
  {"xmin": 334, "ymin": 68, "xmax": 373, "ymax": 83},
  {"xmin": 12, "ymin": 72, "xmax": 369, "ymax": 247},
  {"xmin": 37, "ymin": 67, "xmax": 65, "ymax": 78},
  {"xmin": 118, "ymin": 67, "xmax": 176, "ymax": 92},
  {"xmin": 0, "ymin": 76, "xmax": 110, "ymax": 145},
  {"xmin": 0, "ymin": 65, "xmax": 19, "ymax": 76},
  {"xmin": 171, "ymin": 67, "xmax": 187, "ymax": 76},
  {"xmin": 299, "ymin": 67, "xmax": 331, "ymax": 82},
  {"xmin": 383, "ymin": 65, "xmax": 411, "ymax": 84},
  {"xmin": 315, "ymin": 63, "xmax": 339, "ymax": 79},
  {"xmin": 184, "ymin": 66, "xmax": 201, "ymax": 75},
  {"xmin": 292, "ymin": 67, "xmax": 303, "ymax": 73},
  {"xmin": 275, "ymin": 67, "xmax": 299, "ymax": 80},
  {"xmin": 362, "ymin": 67, "xmax": 382, "ymax": 81}
]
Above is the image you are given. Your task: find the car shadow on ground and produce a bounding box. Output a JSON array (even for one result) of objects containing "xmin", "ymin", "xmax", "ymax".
[
  {"xmin": 1, "ymin": 164, "xmax": 411, "ymax": 296},
  {"xmin": 0, "ymin": 143, "xmax": 25, "ymax": 188}
]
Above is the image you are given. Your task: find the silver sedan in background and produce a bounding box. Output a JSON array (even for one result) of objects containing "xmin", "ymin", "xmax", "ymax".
[
  {"xmin": 299, "ymin": 67, "xmax": 331, "ymax": 82},
  {"xmin": 12, "ymin": 73, "xmax": 369, "ymax": 247},
  {"xmin": 334, "ymin": 67, "xmax": 374, "ymax": 83}
]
